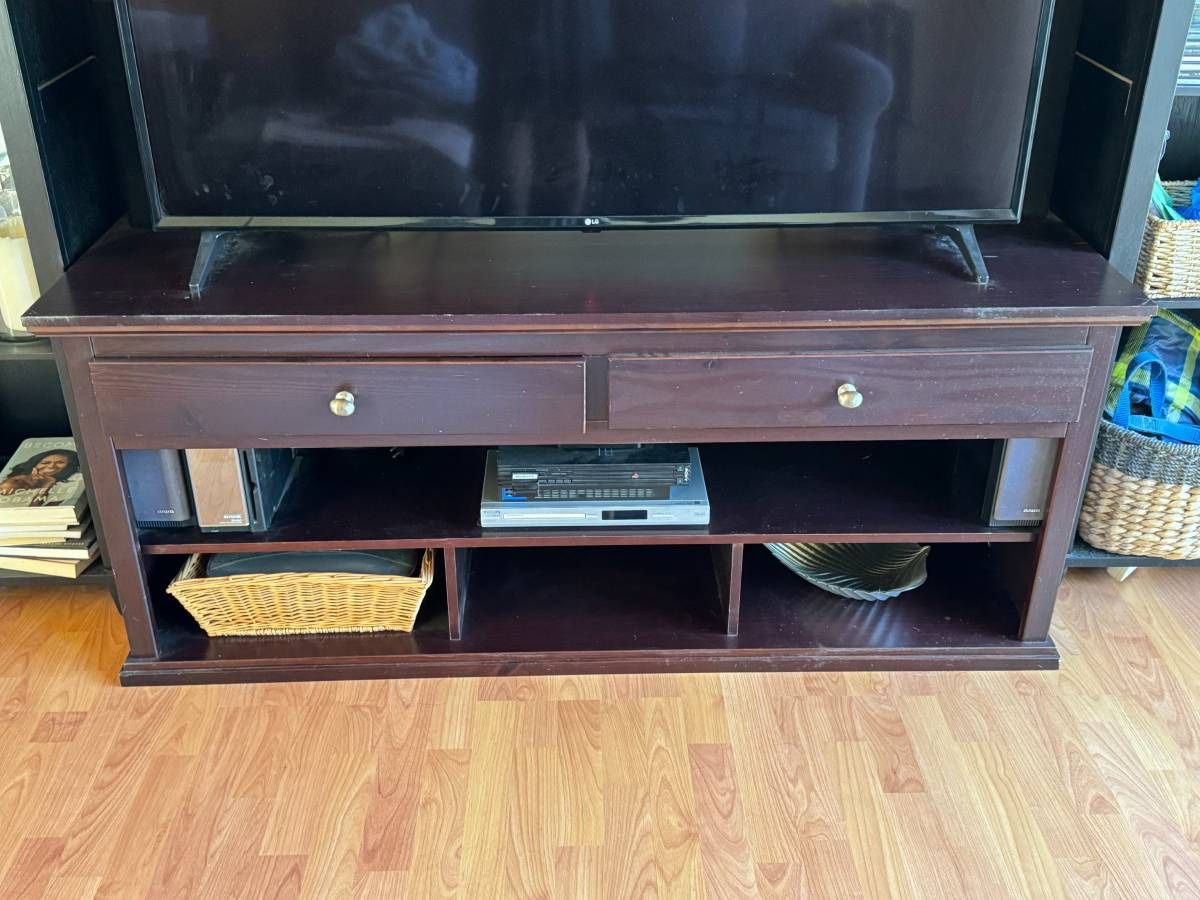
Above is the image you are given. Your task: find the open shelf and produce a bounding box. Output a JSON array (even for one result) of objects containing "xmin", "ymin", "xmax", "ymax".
[
  {"xmin": 457, "ymin": 544, "xmax": 1040, "ymax": 658},
  {"xmin": 1150, "ymin": 298, "xmax": 1200, "ymax": 311},
  {"xmin": 737, "ymin": 544, "xmax": 1033, "ymax": 654},
  {"xmin": 123, "ymin": 542, "xmax": 1053, "ymax": 685},
  {"xmin": 0, "ymin": 561, "xmax": 113, "ymax": 589},
  {"xmin": 0, "ymin": 338, "xmax": 55, "ymax": 363},
  {"xmin": 137, "ymin": 441, "xmax": 1036, "ymax": 556}
]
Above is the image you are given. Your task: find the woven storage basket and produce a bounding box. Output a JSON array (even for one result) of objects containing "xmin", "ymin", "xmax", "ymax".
[
  {"xmin": 1078, "ymin": 421, "xmax": 1200, "ymax": 560},
  {"xmin": 1135, "ymin": 180, "xmax": 1200, "ymax": 299},
  {"xmin": 166, "ymin": 548, "xmax": 436, "ymax": 636}
]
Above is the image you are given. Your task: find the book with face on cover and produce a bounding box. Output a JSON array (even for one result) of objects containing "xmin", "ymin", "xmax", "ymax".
[{"xmin": 0, "ymin": 439, "xmax": 88, "ymax": 526}]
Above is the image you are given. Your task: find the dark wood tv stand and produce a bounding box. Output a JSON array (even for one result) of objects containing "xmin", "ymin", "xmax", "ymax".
[{"xmin": 26, "ymin": 222, "xmax": 1152, "ymax": 686}]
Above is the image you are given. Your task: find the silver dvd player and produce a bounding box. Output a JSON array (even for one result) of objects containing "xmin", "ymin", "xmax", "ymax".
[{"xmin": 481, "ymin": 447, "xmax": 710, "ymax": 528}]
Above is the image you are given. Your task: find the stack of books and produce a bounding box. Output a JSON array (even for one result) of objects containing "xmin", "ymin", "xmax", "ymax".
[{"xmin": 0, "ymin": 438, "xmax": 97, "ymax": 578}]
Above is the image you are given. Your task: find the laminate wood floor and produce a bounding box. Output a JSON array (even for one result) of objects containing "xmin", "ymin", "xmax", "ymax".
[{"xmin": 2, "ymin": 569, "xmax": 1200, "ymax": 898}]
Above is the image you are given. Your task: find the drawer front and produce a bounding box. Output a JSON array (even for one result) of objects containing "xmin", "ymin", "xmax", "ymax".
[
  {"xmin": 91, "ymin": 359, "xmax": 585, "ymax": 440},
  {"xmin": 608, "ymin": 349, "xmax": 1093, "ymax": 430}
]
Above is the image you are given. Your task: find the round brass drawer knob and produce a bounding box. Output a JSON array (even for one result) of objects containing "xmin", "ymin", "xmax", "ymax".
[
  {"xmin": 329, "ymin": 390, "xmax": 356, "ymax": 417},
  {"xmin": 837, "ymin": 383, "xmax": 863, "ymax": 409}
]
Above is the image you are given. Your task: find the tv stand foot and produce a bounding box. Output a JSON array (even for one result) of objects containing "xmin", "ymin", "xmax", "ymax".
[
  {"xmin": 188, "ymin": 230, "xmax": 232, "ymax": 299},
  {"xmin": 936, "ymin": 224, "xmax": 990, "ymax": 286}
]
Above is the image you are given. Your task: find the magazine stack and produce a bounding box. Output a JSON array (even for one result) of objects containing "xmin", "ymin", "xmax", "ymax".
[{"xmin": 0, "ymin": 438, "xmax": 97, "ymax": 578}]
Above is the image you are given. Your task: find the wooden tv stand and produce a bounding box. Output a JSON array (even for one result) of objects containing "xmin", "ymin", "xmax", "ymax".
[{"xmin": 26, "ymin": 222, "xmax": 1151, "ymax": 686}]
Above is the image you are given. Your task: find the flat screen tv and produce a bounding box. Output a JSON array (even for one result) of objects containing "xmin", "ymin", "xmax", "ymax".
[{"xmin": 115, "ymin": 0, "xmax": 1053, "ymax": 230}]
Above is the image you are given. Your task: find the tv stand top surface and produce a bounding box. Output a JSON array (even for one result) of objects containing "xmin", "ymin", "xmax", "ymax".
[{"xmin": 26, "ymin": 220, "xmax": 1150, "ymax": 335}]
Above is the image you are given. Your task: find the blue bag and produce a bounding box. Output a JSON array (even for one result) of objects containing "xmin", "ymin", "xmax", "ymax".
[
  {"xmin": 1106, "ymin": 310, "xmax": 1200, "ymax": 433},
  {"xmin": 1111, "ymin": 352, "xmax": 1200, "ymax": 445}
]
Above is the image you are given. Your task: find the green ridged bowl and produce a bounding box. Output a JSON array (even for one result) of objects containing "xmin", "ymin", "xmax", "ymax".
[{"xmin": 763, "ymin": 542, "xmax": 931, "ymax": 602}]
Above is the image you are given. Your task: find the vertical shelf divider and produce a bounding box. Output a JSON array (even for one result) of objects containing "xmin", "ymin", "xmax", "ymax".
[
  {"xmin": 443, "ymin": 545, "xmax": 472, "ymax": 640},
  {"xmin": 711, "ymin": 543, "xmax": 745, "ymax": 636}
]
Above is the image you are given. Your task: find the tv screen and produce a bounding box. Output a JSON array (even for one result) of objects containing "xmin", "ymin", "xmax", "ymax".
[{"xmin": 118, "ymin": 0, "xmax": 1051, "ymax": 228}]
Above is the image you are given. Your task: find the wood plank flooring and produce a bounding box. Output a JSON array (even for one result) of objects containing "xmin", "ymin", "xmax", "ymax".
[{"xmin": 1, "ymin": 569, "xmax": 1200, "ymax": 898}]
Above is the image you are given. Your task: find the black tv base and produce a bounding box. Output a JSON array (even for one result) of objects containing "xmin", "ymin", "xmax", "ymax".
[
  {"xmin": 936, "ymin": 223, "xmax": 990, "ymax": 285},
  {"xmin": 188, "ymin": 230, "xmax": 235, "ymax": 300},
  {"xmin": 187, "ymin": 221, "xmax": 994, "ymax": 303}
]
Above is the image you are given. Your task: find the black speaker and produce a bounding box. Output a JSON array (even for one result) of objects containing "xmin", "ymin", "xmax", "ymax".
[
  {"xmin": 953, "ymin": 438, "xmax": 1058, "ymax": 528},
  {"xmin": 981, "ymin": 438, "xmax": 1058, "ymax": 527},
  {"xmin": 121, "ymin": 449, "xmax": 194, "ymax": 528}
]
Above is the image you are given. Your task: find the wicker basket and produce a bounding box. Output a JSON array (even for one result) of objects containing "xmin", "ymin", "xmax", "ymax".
[
  {"xmin": 1078, "ymin": 420, "xmax": 1200, "ymax": 560},
  {"xmin": 1135, "ymin": 180, "xmax": 1200, "ymax": 299},
  {"xmin": 166, "ymin": 548, "xmax": 436, "ymax": 636}
]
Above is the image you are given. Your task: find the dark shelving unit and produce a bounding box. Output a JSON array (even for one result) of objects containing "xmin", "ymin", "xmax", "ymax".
[
  {"xmin": 1, "ymin": 0, "xmax": 124, "ymax": 595},
  {"xmin": 1151, "ymin": 297, "xmax": 1200, "ymax": 310},
  {"xmin": 1147, "ymin": 301, "xmax": 1200, "ymax": 312},
  {"xmin": 0, "ymin": 338, "xmax": 57, "ymax": 362},
  {"xmin": 0, "ymin": 562, "xmax": 113, "ymax": 589},
  {"xmin": 1065, "ymin": 539, "xmax": 1197, "ymax": 568},
  {"xmin": 30, "ymin": 220, "xmax": 1149, "ymax": 685},
  {"xmin": 0, "ymin": 339, "xmax": 107, "ymax": 590}
]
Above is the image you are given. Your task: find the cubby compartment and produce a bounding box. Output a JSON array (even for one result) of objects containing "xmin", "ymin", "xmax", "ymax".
[
  {"xmin": 136, "ymin": 447, "xmax": 482, "ymax": 554},
  {"xmin": 143, "ymin": 551, "xmax": 454, "ymax": 668},
  {"xmin": 737, "ymin": 543, "xmax": 1033, "ymax": 660},
  {"xmin": 697, "ymin": 440, "xmax": 1039, "ymax": 543},
  {"xmin": 450, "ymin": 544, "xmax": 733, "ymax": 654}
]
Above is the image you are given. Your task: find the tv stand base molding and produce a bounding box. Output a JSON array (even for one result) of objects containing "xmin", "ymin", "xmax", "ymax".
[
  {"xmin": 27, "ymin": 222, "xmax": 1151, "ymax": 686},
  {"xmin": 120, "ymin": 646, "xmax": 1062, "ymax": 688}
]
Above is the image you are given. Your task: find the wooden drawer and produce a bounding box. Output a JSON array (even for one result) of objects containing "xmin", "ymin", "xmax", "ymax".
[
  {"xmin": 91, "ymin": 359, "xmax": 585, "ymax": 440},
  {"xmin": 608, "ymin": 349, "xmax": 1093, "ymax": 430}
]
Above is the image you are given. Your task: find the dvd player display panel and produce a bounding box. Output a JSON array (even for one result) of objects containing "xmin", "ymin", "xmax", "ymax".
[{"xmin": 496, "ymin": 445, "xmax": 692, "ymax": 493}]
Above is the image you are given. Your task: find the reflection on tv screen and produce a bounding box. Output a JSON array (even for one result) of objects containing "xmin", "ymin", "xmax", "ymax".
[{"xmin": 125, "ymin": 0, "xmax": 1047, "ymax": 223}]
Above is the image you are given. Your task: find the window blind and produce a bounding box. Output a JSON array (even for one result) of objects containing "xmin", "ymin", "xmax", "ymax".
[{"xmin": 1178, "ymin": 1, "xmax": 1200, "ymax": 95}]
